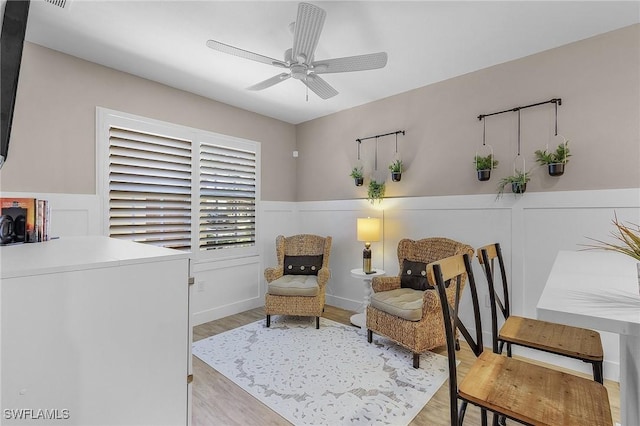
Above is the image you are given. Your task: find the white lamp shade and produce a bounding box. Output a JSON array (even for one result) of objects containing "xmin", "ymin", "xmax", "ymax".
[{"xmin": 357, "ymin": 217, "xmax": 381, "ymax": 242}]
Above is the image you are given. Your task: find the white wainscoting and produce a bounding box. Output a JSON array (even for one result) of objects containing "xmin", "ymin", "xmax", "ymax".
[
  {"xmin": 190, "ymin": 256, "xmax": 263, "ymax": 326},
  {"xmin": 4, "ymin": 189, "xmax": 638, "ymax": 381}
]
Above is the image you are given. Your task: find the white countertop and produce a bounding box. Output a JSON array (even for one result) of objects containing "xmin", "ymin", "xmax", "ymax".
[
  {"xmin": 0, "ymin": 236, "xmax": 189, "ymax": 279},
  {"xmin": 537, "ymin": 250, "xmax": 640, "ymax": 336}
]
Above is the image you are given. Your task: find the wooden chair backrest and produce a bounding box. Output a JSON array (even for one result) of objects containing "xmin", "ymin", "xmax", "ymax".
[
  {"xmin": 428, "ymin": 252, "xmax": 484, "ymax": 424},
  {"xmin": 477, "ymin": 243, "xmax": 511, "ymax": 354}
]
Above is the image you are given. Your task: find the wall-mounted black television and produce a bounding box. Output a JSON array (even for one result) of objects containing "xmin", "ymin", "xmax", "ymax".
[{"xmin": 0, "ymin": 0, "xmax": 30, "ymax": 170}]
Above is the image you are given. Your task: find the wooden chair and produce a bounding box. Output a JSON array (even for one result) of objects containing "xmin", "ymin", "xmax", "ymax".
[
  {"xmin": 366, "ymin": 237, "xmax": 474, "ymax": 368},
  {"xmin": 477, "ymin": 243, "xmax": 604, "ymax": 383},
  {"xmin": 429, "ymin": 253, "xmax": 613, "ymax": 426},
  {"xmin": 264, "ymin": 234, "xmax": 332, "ymax": 329}
]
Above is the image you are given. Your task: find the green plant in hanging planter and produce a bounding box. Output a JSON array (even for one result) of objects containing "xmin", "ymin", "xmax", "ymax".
[
  {"xmin": 388, "ymin": 159, "xmax": 403, "ymax": 182},
  {"xmin": 474, "ymin": 154, "xmax": 498, "ymax": 171},
  {"xmin": 367, "ymin": 180, "xmax": 385, "ymax": 204},
  {"xmin": 474, "ymin": 154, "xmax": 498, "ymax": 181},
  {"xmin": 534, "ymin": 142, "xmax": 571, "ymax": 176},
  {"xmin": 496, "ymin": 169, "xmax": 531, "ymax": 198},
  {"xmin": 350, "ymin": 166, "xmax": 364, "ymax": 186}
]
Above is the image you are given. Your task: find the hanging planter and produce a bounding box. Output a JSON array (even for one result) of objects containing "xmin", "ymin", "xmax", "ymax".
[
  {"xmin": 350, "ymin": 166, "xmax": 364, "ymax": 186},
  {"xmin": 534, "ymin": 138, "xmax": 571, "ymax": 177},
  {"xmin": 497, "ymin": 169, "xmax": 531, "ymax": 197},
  {"xmin": 474, "ymin": 118, "xmax": 497, "ymax": 181},
  {"xmin": 496, "ymin": 111, "xmax": 530, "ymax": 198},
  {"xmin": 389, "ymin": 133, "xmax": 403, "ymax": 182},
  {"xmin": 474, "ymin": 154, "xmax": 498, "ymax": 181},
  {"xmin": 388, "ymin": 159, "xmax": 403, "ymax": 182},
  {"xmin": 534, "ymin": 102, "xmax": 570, "ymax": 177},
  {"xmin": 367, "ymin": 180, "xmax": 385, "ymax": 204}
]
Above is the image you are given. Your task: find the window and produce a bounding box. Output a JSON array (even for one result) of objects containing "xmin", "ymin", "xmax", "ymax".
[
  {"xmin": 199, "ymin": 138, "xmax": 257, "ymax": 251},
  {"xmin": 97, "ymin": 108, "xmax": 260, "ymax": 257}
]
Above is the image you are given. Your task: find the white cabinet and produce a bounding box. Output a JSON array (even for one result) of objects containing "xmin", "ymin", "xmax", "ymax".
[{"xmin": 1, "ymin": 237, "xmax": 190, "ymax": 425}]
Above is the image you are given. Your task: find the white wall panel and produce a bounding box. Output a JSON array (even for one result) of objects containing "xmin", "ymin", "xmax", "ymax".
[{"xmin": 190, "ymin": 256, "xmax": 262, "ymax": 326}]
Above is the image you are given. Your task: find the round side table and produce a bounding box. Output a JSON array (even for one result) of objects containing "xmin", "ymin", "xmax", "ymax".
[{"xmin": 350, "ymin": 268, "xmax": 385, "ymax": 328}]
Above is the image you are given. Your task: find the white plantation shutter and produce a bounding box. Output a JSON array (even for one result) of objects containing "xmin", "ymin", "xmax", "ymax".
[
  {"xmin": 199, "ymin": 142, "xmax": 256, "ymax": 251},
  {"xmin": 108, "ymin": 126, "xmax": 192, "ymax": 250}
]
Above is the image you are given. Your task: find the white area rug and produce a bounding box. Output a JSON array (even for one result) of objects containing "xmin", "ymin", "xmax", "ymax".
[{"xmin": 192, "ymin": 316, "xmax": 450, "ymax": 425}]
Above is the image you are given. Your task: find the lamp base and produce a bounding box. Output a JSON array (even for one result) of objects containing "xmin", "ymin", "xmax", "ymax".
[{"xmin": 363, "ymin": 244, "xmax": 372, "ymax": 273}]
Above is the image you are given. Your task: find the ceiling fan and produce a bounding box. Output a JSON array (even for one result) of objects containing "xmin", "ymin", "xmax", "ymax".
[{"xmin": 206, "ymin": 2, "xmax": 388, "ymax": 100}]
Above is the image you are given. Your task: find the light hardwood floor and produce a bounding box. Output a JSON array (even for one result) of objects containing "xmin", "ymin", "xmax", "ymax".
[{"xmin": 192, "ymin": 305, "xmax": 620, "ymax": 425}]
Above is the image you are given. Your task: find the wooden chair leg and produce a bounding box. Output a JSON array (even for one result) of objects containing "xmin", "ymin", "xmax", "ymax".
[
  {"xmin": 413, "ymin": 353, "xmax": 420, "ymax": 369},
  {"xmin": 266, "ymin": 315, "xmax": 270, "ymax": 328},
  {"xmin": 316, "ymin": 316, "xmax": 320, "ymax": 329},
  {"xmin": 455, "ymin": 338, "xmax": 460, "ymax": 351}
]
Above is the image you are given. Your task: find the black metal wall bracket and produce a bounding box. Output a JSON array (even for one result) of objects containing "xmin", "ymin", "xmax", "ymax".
[
  {"xmin": 477, "ymin": 98, "xmax": 561, "ymax": 121},
  {"xmin": 356, "ymin": 130, "xmax": 405, "ymax": 144}
]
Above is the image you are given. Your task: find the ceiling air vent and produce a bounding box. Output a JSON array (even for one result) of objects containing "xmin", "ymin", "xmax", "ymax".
[{"xmin": 44, "ymin": 0, "xmax": 71, "ymax": 9}]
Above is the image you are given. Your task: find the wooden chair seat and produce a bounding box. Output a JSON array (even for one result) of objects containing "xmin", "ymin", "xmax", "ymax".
[
  {"xmin": 500, "ymin": 316, "xmax": 603, "ymax": 361},
  {"xmin": 477, "ymin": 243, "xmax": 604, "ymax": 383},
  {"xmin": 459, "ymin": 351, "xmax": 612, "ymax": 426}
]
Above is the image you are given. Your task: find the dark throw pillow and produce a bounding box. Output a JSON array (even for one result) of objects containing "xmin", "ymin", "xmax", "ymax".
[
  {"xmin": 400, "ymin": 260, "xmax": 431, "ymax": 290},
  {"xmin": 284, "ymin": 255, "xmax": 323, "ymax": 276}
]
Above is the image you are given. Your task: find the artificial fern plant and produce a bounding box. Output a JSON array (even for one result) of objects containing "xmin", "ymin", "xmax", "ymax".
[{"xmin": 534, "ymin": 142, "xmax": 571, "ymax": 165}]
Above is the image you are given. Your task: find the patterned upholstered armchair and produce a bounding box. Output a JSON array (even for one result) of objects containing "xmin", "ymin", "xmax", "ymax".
[
  {"xmin": 366, "ymin": 237, "xmax": 474, "ymax": 368},
  {"xmin": 264, "ymin": 234, "xmax": 332, "ymax": 329}
]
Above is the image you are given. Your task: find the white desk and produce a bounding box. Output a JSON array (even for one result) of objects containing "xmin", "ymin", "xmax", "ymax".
[
  {"xmin": 537, "ymin": 250, "xmax": 640, "ymax": 426},
  {"xmin": 350, "ymin": 268, "xmax": 385, "ymax": 328}
]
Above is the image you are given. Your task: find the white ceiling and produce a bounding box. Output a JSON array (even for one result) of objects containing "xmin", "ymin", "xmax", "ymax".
[{"xmin": 17, "ymin": 0, "xmax": 640, "ymax": 124}]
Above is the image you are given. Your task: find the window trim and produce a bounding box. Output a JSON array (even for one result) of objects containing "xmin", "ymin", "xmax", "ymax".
[{"xmin": 96, "ymin": 107, "xmax": 261, "ymax": 260}]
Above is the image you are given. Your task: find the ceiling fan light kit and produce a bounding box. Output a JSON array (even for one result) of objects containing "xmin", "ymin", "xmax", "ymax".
[{"xmin": 206, "ymin": 2, "xmax": 388, "ymax": 100}]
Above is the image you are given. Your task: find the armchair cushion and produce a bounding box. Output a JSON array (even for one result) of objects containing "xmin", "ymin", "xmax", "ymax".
[
  {"xmin": 370, "ymin": 288, "xmax": 424, "ymax": 321},
  {"xmin": 400, "ymin": 260, "xmax": 431, "ymax": 290},
  {"xmin": 284, "ymin": 255, "xmax": 324, "ymax": 275},
  {"xmin": 267, "ymin": 275, "xmax": 319, "ymax": 297}
]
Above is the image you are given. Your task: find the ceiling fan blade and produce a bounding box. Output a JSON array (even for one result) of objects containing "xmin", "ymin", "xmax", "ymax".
[
  {"xmin": 303, "ymin": 74, "xmax": 338, "ymax": 99},
  {"xmin": 291, "ymin": 2, "xmax": 326, "ymax": 64},
  {"xmin": 206, "ymin": 40, "xmax": 288, "ymax": 68},
  {"xmin": 312, "ymin": 52, "xmax": 388, "ymax": 74},
  {"xmin": 247, "ymin": 73, "xmax": 291, "ymax": 91}
]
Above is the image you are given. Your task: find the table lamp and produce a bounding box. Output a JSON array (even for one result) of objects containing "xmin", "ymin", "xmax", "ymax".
[{"xmin": 357, "ymin": 217, "xmax": 381, "ymax": 273}]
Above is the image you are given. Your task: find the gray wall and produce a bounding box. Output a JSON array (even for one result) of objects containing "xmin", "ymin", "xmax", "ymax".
[
  {"xmin": 0, "ymin": 42, "xmax": 297, "ymax": 201},
  {"xmin": 295, "ymin": 24, "xmax": 640, "ymax": 201}
]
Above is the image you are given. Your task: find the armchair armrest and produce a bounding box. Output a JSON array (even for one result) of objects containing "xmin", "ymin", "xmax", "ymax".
[
  {"xmin": 421, "ymin": 284, "xmax": 458, "ymax": 316},
  {"xmin": 264, "ymin": 266, "xmax": 284, "ymax": 283},
  {"xmin": 317, "ymin": 267, "xmax": 331, "ymax": 288},
  {"xmin": 371, "ymin": 276, "xmax": 401, "ymax": 293}
]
